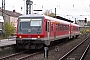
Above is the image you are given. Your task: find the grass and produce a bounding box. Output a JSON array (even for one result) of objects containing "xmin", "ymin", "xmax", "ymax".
[{"xmin": 80, "ymin": 29, "xmax": 86, "ymax": 34}]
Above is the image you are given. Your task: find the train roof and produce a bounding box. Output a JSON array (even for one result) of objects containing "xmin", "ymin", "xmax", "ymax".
[
  {"xmin": 19, "ymin": 14, "xmax": 80, "ymax": 27},
  {"xmin": 19, "ymin": 14, "xmax": 44, "ymax": 18},
  {"xmin": 71, "ymin": 23, "xmax": 80, "ymax": 27},
  {"xmin": 19, "ymin": 14, "xmax": 70, "ymax": 25},
  {"xmin": 45, "ymin": 16, "xmax": 70, "ymax": 25}
]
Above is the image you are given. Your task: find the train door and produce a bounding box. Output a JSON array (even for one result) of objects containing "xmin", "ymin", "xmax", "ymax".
[
  {"xmin": 47, "ymin": 20, "xmax": 51, "ymax": 40},
  {"xmin": 44, "ymin": 20, "xmax": 51, "ymax": 45},
  {"xmin": 50, "ymin": 22, "xmax": 54, "ymax": 38},
  {"xmin": 45, "ymin": 20, "xmax": 50, "ymax": 39},
  {"xmin": 69, "ymin": 23, "xmax": 72, "ymax": 39},
  {"xmin": 54, "ymin": 22, "xmax": 56, "ymax": 38},
  {"xmin": 45, "ymin": 20, "xmax": 55, "ymax": 40}
]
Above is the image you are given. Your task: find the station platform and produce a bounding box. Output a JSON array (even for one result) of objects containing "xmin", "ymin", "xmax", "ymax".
[{"xmin": 0, "ymin": 38, "xmax": 16, "ymax": 47}]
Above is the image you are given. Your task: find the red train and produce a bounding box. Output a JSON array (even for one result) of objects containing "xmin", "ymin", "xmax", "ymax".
[{"xmin": 16, "ymin": 14, "xmax": 80, "ymax": 49}]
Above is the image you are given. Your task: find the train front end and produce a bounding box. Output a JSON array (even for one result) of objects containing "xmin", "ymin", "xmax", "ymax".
[{"xmin": 16, "ymin": 14, "xmax": 45, "ymax": 49}]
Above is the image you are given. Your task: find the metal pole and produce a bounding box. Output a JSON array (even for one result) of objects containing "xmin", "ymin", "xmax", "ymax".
[
  {"xmin": 55, "ymin": 8, "xmax": 56, "ymax": 17},
  {"xmin": 29, "ymin": 1, "xmax": 31, "ymax": 14},
  {"xmin": 44, "ymin": 47, "xmax": 48, "ymax": 59},
  {"xmin": 2, "ymin": 0, "xmax": 5, "ymax": 36},
  {"xmin": 26, "ymin": 0, "xmax": 33, "ymax": 14},
  {"xmin": 2, "ymin": 0, "xmax": 5, "ymax": 20},
  {"xmin": 2, "ymin": 0, "xmax": 3, "ymax": 16},
  {"xmin": 75, "ymin": 18, "xmax": 77, "ymax": 24},
  {"xmin": 26, "ymin": 0, "xmax": 28, "ymax": 14}
]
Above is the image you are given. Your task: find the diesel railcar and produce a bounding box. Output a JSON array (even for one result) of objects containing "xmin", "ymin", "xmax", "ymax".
[{"xmin": 16, "ymin": 14, "xmax": 80, "ymax": 49}]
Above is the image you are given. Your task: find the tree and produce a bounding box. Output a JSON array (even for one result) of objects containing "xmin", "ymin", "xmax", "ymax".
[
  {"xmin": 44, "ymin": 10, "xmax": 55, "ymax": 17},
  {"xmin": 4, "ymin": 21, "xmax": 15, "ymax": 37},
  {"xmin": 87, "ymin": 21, "xmax": 90, "ymax": 26}
]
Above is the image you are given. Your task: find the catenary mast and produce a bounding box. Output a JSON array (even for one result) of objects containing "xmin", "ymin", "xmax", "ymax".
[{"xmin": 26, "ymin": 0, "xmax": 33, "ymax": 14}]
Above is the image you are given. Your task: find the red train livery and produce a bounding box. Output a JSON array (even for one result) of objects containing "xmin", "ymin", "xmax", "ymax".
[{"xmin": 16, "ymin": 14, "xmax": 80, "ymax": 49}]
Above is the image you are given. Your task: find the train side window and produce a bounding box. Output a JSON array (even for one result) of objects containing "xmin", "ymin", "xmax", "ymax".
[
  {"xmin": 62, "ymin": 25, "xmax": 63, "ymax": 30},
  {"xmin": 56, "ymin": 23, "xmax": 58, "ymax": 31},
  {"xmin": 67, "ymin": 25, "xmax": 69, "ymax": 30},
  {"xmin": 57, "ymin": 24, "xmax": 59, "ymax": 31},
  {"xmin": 65, "ymin": 25, "xmax": 67, "ymax": 30},
  {"xmin": 51, "ymin": 23, "xmax": 53, "ymax": 31},
  {"xmin": 64, "ymin": 25, "xmax": 65, "ymax": 30},
  {"xmin": 60, "ymin": 24, "xmax": 62, "ymax": 31},
  {"xmin": 58, "ymin": 24, "xmax": 59, "ymax": 31},
  {"xmin": 63, "ymin": 25, "xmax": 65, "ymax": 30}
]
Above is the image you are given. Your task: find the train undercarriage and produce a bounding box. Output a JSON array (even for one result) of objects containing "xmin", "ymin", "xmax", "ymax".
[
  {"xmin": 16, "ymin": 34, "xmax": 79, "ymax": 50},
  {"xmin": 16, "ymin": 39, "xmax": 50, "ymax": 49}
]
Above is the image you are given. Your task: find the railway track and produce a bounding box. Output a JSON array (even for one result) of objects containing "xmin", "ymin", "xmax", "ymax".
[
  {"xmin": 83, "ymin": 43, "xmax": 90, "ymax": 60},
  {"xmin": 59, "ymin": 33, "xmax": 90, "ymax": 60},
  {"xmin": 0, "ymin": 39, "xmax": 68, "ymax": 60},
  {"xmin": 0, "ymin": 33, "xmax": 89, "ymax": 60},
  {"xmin": 0, "ymin": 49, "xmax": 43, "ymax": 60},
  {"xmin": 15, "ymin": 36, "xmax": 85, "ymax": 60},
  {"xmin": 80, "ymin": 43, "xmax": 90, "ymax": 60},
  {"xmin": 23, "ymin": 33, "xmax": 90, "ymax": 60},
  {"xmin": 0, "ymin": 50, "xmax": 27, "ymax": 60}
]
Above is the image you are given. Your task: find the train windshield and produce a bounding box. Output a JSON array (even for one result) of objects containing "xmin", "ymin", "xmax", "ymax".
[
  {"xmin": 20, "ymin": 19, "xmax": 30, "ymax": 30},
  {"xmin": 19, "ymin": 18, "xmax": 43, "ymax": 30},
  {"xmin": 30, "ymin": 19, "xmax": 42, "ymax": 26}
]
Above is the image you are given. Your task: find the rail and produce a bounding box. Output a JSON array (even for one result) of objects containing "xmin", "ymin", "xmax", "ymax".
[
  {"xmin": 59, "ymin": 33, "xmax": 90, "ymax": 60},
  {"xmin": 0, "ymin": 50, "xmax": 27, "ymax": 60},
  {"xmin": 80, "ymin": 43, "xmax": 90, "ymax": 60}
]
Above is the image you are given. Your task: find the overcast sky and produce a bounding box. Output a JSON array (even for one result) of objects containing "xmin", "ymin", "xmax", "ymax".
[{"xmin": 0, "ymin": 0, "xmax": 90, "ymax": 21}]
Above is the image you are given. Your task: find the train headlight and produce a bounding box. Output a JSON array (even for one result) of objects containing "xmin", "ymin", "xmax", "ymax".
[
  {"xmin": 19, "ymin": 36, "xmax": 22, "ymax": 38},
  {"xmin": 38, "ymin": 36, "xmax": 40, "ymax": 38}
]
